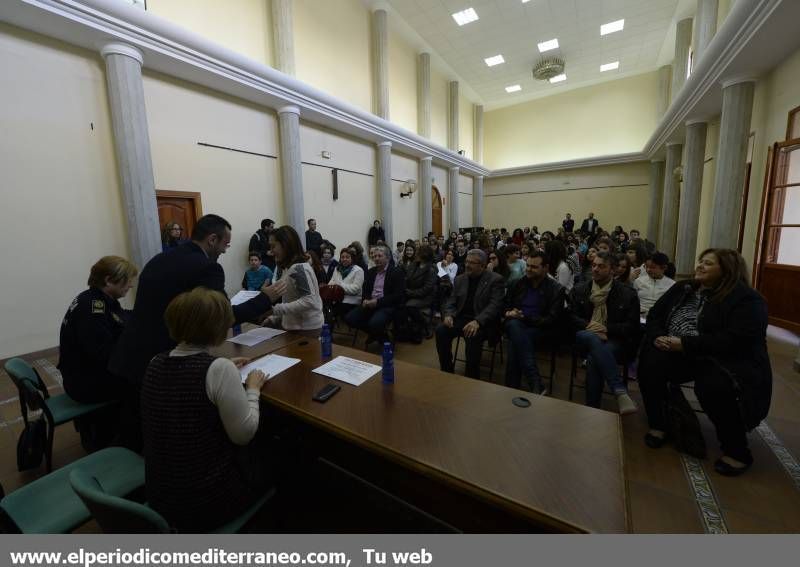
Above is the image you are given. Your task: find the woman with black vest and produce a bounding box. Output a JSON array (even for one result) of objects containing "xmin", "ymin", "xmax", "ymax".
[{"xmin": 141, "ymin": 287, "xmax": 269, "ymax": 532}]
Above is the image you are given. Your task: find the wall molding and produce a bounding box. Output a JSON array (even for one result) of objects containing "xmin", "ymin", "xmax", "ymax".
[{"xmin": 1, "ymin": 0, "xmax": 799, "ymax": 181}]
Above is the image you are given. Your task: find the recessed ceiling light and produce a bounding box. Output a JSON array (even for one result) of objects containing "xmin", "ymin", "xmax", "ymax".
[
  {"xmin": 600, "ymin": 19, "xmax": 625, "ymax": 35},
  {"xmin": 505, "ymin": 84, "xmax": 522, "ymax": 93},
  {"xmin": 452, "ymin": 8, "xmax": 479, "ymax": 26},
  {"xmin": 484, "ymin": 54, "xmax": 505, "ymax": 67},
  {"xmin": 521, "ymin": 0, "xmax": 532, "ymax": 3},
  {"xmin": 549, "ymin": 74, "xmax": 566, "ymax": 83},
  {"xmin": 537, "ymin": 38, "xmax": 559, "ymax": 52},
  {"xmin": 600, "ymin": 61, "xmax": 620, "ymax": 72}
]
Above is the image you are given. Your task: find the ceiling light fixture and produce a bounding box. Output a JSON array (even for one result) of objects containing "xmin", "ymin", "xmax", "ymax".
[
  {"xmin": 505, "ymin": 84, "xmax": 522, "ymax": 93},
  {"xmin": 600, "ymin": 19, "xmax": 625, "ymax": 35},
  {"xmin": 600, "ymin": 61, "xmax": 620, "ymax": 72},
  {"xmin": 549, "ymin": 74, "xmax": 566, "ymax": 84},
  {"xmin": 537, "ymin": 38, "xmax": 559, "ymax": 52},
  {"xmin": 452, "ymin": 8, "xmax": 479, "ymax": 26},
  {"xmin": 532, "ymin": 57, "xmax": 565, "ymax": 81},
  {"xmin": 484, "ymin": 54, "xmax": 505, "ymax": 67}
]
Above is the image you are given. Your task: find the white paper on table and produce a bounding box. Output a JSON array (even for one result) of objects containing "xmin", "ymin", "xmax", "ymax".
[
  {"xmin": 312, "ymin": 356, "xmax": 381, "ymax": 386},
  {"xmin": 239, "ymin": 354, "xmax": 301, "ymax": 383},
  {"xmin": 227, "ymin": 326, "xmax": 286, "ymax": 346},
  {"xmin": 230, "ymin": 290, "xmax": 260, "ymax": 306}
]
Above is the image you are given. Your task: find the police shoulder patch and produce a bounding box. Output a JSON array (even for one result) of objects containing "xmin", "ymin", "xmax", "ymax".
[{"xmin": 92, "ymin": 299, "xmax": 105, "ymax": 314}]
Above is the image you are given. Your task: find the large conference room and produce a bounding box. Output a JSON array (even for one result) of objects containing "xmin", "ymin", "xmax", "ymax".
[{"xmin": 1, "ymin": 0, "xmax": 799, "ymax": 535}]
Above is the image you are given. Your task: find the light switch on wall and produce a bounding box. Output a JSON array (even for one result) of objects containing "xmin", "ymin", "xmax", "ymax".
[{"xmin": 321, "ymin": 151, "xmax": 332, "ymax": 159}]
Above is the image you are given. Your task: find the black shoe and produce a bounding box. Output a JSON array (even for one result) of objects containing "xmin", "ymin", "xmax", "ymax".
[
  {"xmin": 644, "ymin": 432, "xmax": 667, "ymax": 449},
  {"xmin": 714, "ymin": 457, "xmax": 752, "ymax": 477}
]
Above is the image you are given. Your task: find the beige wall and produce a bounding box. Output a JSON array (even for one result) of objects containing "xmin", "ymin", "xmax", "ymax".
[
  {"xmin": 742, "ymin": 47, "xmax": 800, "ymax": 267},
  {"xmin": 430, "ymin": 68, "xmax": 449, "ymax": 148},
  {"xmin": 484, "ymin": 72, "xmax": 659, "ymax": 169},
  {"xmin": 148, "ymin": 0, "xmax": 272, "ymax": 66},
  {"xmin": 387, "ymin": 19, "xmax": 418, "ymax": 134},
  {"xmin": 484, "ymin": 163, "xmax": 651, "ymax": 234},
  {"xmin": 458, "ymin": 95, "xmax": 474, "ymax": 159},
  {"xmin": 294, "ymin": 0, "xmax": 371, "ymax": 113},
  {"xmin": 391, "ymin": 153, "xmax": 421, "ymax": 241},
  {"xmin": 458, "ymin": 174, "xmax": 474, "ymax": 228},
  {"xmin": 0, "ymin": 25, "xmax": 126, "ymax": 358}
]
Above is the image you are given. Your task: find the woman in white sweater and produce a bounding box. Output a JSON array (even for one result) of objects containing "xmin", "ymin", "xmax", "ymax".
[
  {"xmin": 327, "ymin": 247, "xmax": 364, "ymax": 319},
  {"xmin": 264, "ymin": 225, "xmax": 324, "ymax": 336}
]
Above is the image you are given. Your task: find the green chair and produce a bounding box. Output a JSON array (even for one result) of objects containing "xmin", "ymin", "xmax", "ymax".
[
  {"xmin": 4, "ymin": 358, "xmax": 114, "ymax": 472},
  {"xmin": 70, "ymin": 469, "xmax": 275, "ymax": 533},
  {"xmin": 0, "ymin": 446, "xmax": 144, "ymax": 533}
]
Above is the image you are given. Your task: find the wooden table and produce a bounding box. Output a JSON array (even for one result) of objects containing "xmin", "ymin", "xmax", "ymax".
[{"xmin": 256, "ymin": 340, "xmax": 629, "ymax": 533}]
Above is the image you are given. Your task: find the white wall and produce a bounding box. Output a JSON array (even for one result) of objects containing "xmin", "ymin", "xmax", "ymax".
[
  {"xmin": 143, "ymin": 72, "xmax": 282, "ymax": 298},
  {"xmin": 458, "ymin": 174, "xmax": 474, "ymax": 228},
  {"xmin": 0, "ymin": 25, "xmax": 126, "ymax": 358},
  {"xmin": 391, "ymin": 152, "xmax": 421, "ymax": 241}
]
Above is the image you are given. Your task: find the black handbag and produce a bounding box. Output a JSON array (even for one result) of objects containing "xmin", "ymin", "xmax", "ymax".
[
  {"xmin": 667, "ymin": 383, "xmax": 706, "ymax": 459},
  {"xmin": 16, "ymin": 417, "xmax": 47, "ymax": 471}
]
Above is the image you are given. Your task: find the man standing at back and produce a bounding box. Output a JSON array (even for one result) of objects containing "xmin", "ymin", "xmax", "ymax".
[
  {"xmin": 109, "ymin": 214, "xmax": 285, "ymax": 448},
  {"xmin": 580, "ymin": 212, "xmax": 600, "ymax": 235},
  {"xmin": 249, "ymin": 218, "xmax": 275, "ymax": 270},
  {"xmin": 305, "ymin": 218, "xmax": 323, "ymax": 256}
]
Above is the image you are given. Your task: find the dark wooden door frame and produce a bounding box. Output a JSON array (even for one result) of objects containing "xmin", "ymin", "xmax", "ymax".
[{"xmin": 156, "ymin": 190, "xmax": 204, "ymax": 217}]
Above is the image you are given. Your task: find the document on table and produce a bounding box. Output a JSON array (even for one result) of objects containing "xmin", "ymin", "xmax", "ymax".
[
  {"xmin": 230, "ymin": 290, "xmax": 260, "ymax": 306},
  {"xmin": 239, "ymin": 354, "xmax": 301, "ymax": 383},
  {"xmin": 227, "ymin": 326, "xmax": 286, "ymax": 346},
  {"xmin": 312, "ymin": 356, "xmax": 381, "ymax": 386}
]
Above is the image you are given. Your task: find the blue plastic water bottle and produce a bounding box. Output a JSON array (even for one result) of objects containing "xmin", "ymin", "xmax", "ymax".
[
  {"xmin": 382, "ymin": 342, "xmax": 395, "ymax": 384},
  {"xmin": 232, "ymin": 323, "xmax": 242, "ymax": 336},
  {"xmin": 321, "ymin": 324, "xmax": 332, "ymax": 358}
]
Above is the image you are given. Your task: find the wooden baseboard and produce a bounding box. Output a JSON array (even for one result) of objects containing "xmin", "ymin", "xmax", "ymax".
[{"xmin": 767, "ymin": 317, "xmax": 800, "ymax": 336}]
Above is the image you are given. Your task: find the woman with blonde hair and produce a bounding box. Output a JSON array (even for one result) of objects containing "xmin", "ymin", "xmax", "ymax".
[{"xmin": 141, "ymin": 286, "xmax": 269, "ymax": 532}]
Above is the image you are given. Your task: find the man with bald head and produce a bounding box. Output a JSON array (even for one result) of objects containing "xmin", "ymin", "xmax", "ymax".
[{"xmin": 435, "ymin": 249, "xmax": 505, "ymax": 379}]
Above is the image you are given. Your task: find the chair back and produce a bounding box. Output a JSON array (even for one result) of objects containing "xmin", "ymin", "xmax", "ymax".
[
  {"xmin": 4, "ymin": 359, "xmax": 49, "ymax": 422},
  {"xmin": 69, "ymin": 469, "xmax": 171, "ymax": 534}
]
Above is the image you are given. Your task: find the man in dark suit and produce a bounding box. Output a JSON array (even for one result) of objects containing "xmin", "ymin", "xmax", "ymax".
[
  {"xmin": 345, "ymin": 245, "xmax": 405, "ymax": 345},
  {"xmin": 305, "ymin": 218, "xmax": 323, "ymax": 256},
  {"xmin": 435, "ymin": 249, "xmax": 505, "ymax": 379},
  {"xmin": 562, "ymin": 213, "xmax": 575, "ymax": 233},
  {"xmin": 580, "ymin": 212, "xmax": 600, "ymax": 235},
  {"xmin": 109, "ymin": 214, "xmax": 286, "ymax": 449}
]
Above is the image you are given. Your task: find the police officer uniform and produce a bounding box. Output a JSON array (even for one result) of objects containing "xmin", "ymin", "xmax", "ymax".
[{"xmin": 58, "ymin": 287, "xmax": 128, "ymax": 404}]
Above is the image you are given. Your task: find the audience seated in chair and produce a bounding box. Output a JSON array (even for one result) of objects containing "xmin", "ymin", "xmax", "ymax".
[
  {"xmin": 344, "ymin": 245, "xmax": 405, "ymax": 346},
  {"xmin": 634, "ymin": 252, "xmax": 675, "ymax": 315},
  {"xmin": 568, "ymin": 251, "xmax": 640, "ymax": 414},
  {"xmin": 395, "ymin": 245, "xmax": 438, "ymax": 343},
  {"xmin": 638, "ymin": 249, "xmax": 772, "ymax": 477},
  {"xmin": 326, "ymin": 247, "xmax": 364, "ymax": 323},
  {"xmin": 141, "ymin": 287, "xmax": 271, "ymax": 532},
  {"xmin": 504, "ymin": 251, "xmax": 566, "ymax": 394},
  {"xmin": 435, "ymin": 249, "xmax": 505, "ymax": 379}
]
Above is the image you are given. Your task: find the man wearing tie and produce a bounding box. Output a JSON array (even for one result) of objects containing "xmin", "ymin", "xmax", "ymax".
[{"xmin": 580, "ymin": 212, "xmax": 600, "ymax": 235}]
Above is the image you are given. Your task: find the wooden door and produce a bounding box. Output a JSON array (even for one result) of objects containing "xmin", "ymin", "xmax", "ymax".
[
  {"xmin": 755, "ymin": 140, "xmax": 800, "ymax": 333},
  {"xmin": 156, "ymin": 190, "xmax": 203, "ymax": 241},
  {"xmin": 432, "ymin": 186, "xmax": 443, "ymax": 237}
]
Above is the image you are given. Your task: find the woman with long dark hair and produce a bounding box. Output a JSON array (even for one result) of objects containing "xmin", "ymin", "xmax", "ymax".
[
  {"xmin": 638, "ymin": 249, "xmax": 771, "ymax": 476},
  {"xmin": 264, "ymin": 225, "xmax": 324, "ymax": 336},
  {"xmin": 544, "ymin": 239, "xmax": 572, "ymax": 291}
]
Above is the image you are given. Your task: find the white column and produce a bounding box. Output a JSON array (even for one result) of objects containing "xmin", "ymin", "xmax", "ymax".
[
  {"xmin": 671, "ymin": 18, "xmax": 693, "ymax": 100},
  {"xmin": 659, "ymin": 142, "xmax": 683, "ymax": 260},
  {"xmin": 417, "ymin": 53, "xmax": 431, "ymax": 138},
  {"xmin": 693, "ymin": 0, "xmax": 719, "ymax": 64},
  {"xmin": 676, "ymin": 121, "xmax": 708, "ymax": 276},
  {"xmin": 473, "ymin": 175, "xmax": 484, "ymax": 228},
  {"xmin": 448, "ymin": 81, "xmax": 459, "ymax": 152},
  {"xmin": 419, "ymin": 157, "xmax": 433, "ymax": 236},
  {"xmin": 710, "ymin": 79, "xmax": 756, "ymax": 248},
  {"xmin": 372, "ymin": 8, "xmax": 389, "ymax": 120},
  {"xmin": 474, "ymin": 105, "xmax": 484, "ymax": 163},
  {"xmin": 657, "ymin": 65, "xmax": 672, "ymax": 117},
  {"xmin": 271, "ymin": 0, "xmax": 295, "ymax": 75},
  {"xmin": 100, "ymin": 43, "xmax": 161, "ymax": 269},
  {"xmin": 647, "ymin": 160, "xmax": 666, "ymax": 246},
  {"xmin": 377, "ymin": 141, "xmax": 393, "ymax": 246},
  {"xmin": 448, "ymin": 166, "xmax": 460, "ymax": 233},
  {"xmin": 277, "ymin": 105, "xmax": 305, "ymax": 235}
]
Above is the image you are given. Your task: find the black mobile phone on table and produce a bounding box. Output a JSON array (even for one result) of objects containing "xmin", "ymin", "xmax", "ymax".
[{"xmin": 312, "ymin": 383, "xmax": 341, "ymax": 403}]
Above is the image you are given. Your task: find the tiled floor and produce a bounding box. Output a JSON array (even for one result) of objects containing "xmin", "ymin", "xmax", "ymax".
[{"xmin": 1, "ymin": 326, "xmax": 799, "ymax": 533}]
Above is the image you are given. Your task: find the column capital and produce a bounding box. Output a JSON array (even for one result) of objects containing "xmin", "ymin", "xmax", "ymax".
[
  {"xmin": 666, "ymin": 141, "xmax": 683, "ymax": 147},
  {"xmin": 369, "ymin": 1, "xmax": 390, "ymax": 13},
  {"xmin": 475, "ymin": 175, "xmax": 484, "ymax": 181},
  {"xmin": 449, "ymin": 166, "xmax": 460, "ymax": 172},
  {"xmin": 721, "ymin": 77, "xmax": 757, "ymax": 89},
  {"xmin": 650, "ymin": 159, "xmax": 666, "ymax": 164},
  {"xmin": 100, "ymin": 42, "xmax": 143, "ymax": 65},
  {"xmin": 377, "ymin": 141, "xmax": 392, "ymax": 148},
  {"xmin": 685, "ymin": 118, "xmax": 708, "ymax": 126},
  {"xmin": 277, "ymin": 105, "xmax": 301, "ymax": 116},
  {"xmin": 419, "ymin": 156, "xmax": 433, "ymax": 162}
]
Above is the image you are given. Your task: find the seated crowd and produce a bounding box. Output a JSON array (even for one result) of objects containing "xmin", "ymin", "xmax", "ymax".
[{"xmin": 54, "ymin": 211, "xmax": 773, "ymax": 530}]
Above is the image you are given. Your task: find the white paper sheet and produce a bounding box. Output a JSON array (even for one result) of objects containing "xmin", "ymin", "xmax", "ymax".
[
  {"xmin": 437, "ymin": 265, "xmax": 448, "ymax": 278},
  {"xmin": 312, "ymin": 356, "xmax": 381, "ymax": 386},
  {"xmin": 227, "ymin": 326, "xmax": 286, "ymax": 346},
  {"xmin": 239, "ymin": 354, "xmax": 301, "ymax": 383},
  {"xmin": 230, "ymin": 290, "xmax": 260, "ymax": 306}
]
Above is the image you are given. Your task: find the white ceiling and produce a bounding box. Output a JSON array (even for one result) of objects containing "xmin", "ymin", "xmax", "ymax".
[{"xmin": 387, "ymin": 0, "xmax": 681, "ymax": 110}]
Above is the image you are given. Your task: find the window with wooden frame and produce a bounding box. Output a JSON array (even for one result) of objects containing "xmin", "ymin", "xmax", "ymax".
[
  {"xmin": 762, "ymin": 139, "xmax": 800, "ymax": 266},
  {"xmin": 788, "ymin": 105, "xmax": 800, "ymax": 140}
]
